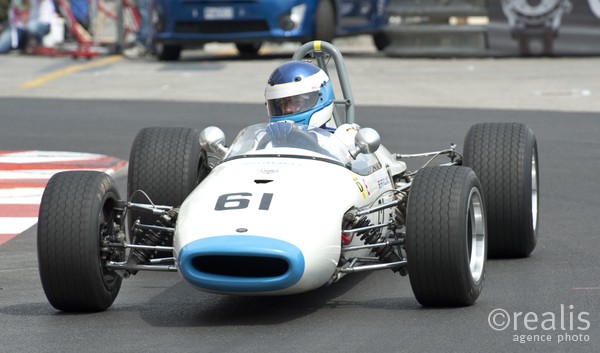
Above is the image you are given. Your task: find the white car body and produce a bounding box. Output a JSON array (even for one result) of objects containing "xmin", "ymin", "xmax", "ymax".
[{"xmin": 174, "ymin": 122, "xmax": 406, "ymax": 295}]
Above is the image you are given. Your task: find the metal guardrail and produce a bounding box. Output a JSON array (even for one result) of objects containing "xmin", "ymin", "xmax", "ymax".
[
  {"xmin": 82, "ymin": 0, "xmax": 138, "ymax": 53},
  {"xmin": 387, "ymin": 0, "xmax": 487, "ymax": 17},
  {"xmin": 381, "ymin": 0, "xmax": 489, "ymax": 57}
]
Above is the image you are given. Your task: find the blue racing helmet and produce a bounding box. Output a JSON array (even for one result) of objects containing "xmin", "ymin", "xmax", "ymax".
[{"xmin": 265, "ymin": 61, "xmax": 335, "ymax": 127}]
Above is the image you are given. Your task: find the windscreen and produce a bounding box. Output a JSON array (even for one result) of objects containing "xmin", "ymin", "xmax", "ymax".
[{"xmin": 224, "ymin": 122, "xmax": 349, "ymax": 164}]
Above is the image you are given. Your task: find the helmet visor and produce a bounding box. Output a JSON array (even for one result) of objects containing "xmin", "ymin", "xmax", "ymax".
[{"xmin": 267, "ymin": 91, "xmax": 320, "ymax": 117}]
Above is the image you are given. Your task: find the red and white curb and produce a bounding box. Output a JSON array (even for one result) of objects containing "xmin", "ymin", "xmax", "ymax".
[{"xmin": 0, "ymin": 151, "xmax": 128, "ymax": 246}]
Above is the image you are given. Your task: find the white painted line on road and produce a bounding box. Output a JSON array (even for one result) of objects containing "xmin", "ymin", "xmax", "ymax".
[{"xmin": 0, "ymin": 217, "xmax": 38, "ymax": 234}]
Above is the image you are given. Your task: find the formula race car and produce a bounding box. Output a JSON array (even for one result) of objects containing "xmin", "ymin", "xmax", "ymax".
[{"xmin": 37, "ymin": 41, "xmax": 539, "ymax": 312}]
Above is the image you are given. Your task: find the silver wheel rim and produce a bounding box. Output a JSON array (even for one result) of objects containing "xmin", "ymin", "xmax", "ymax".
[
  {"xmin": 531, "ymin": 148, "xmax": 538, "ymax": 234},
  {"xmin": 467, "ymin": 188, "xmax": 486, "ymax": 283}
]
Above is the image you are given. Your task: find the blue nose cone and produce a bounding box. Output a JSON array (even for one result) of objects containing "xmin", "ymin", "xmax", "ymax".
[{"xmin": 178, "ymin": 236, "xmax": 305, "ymax": 293}]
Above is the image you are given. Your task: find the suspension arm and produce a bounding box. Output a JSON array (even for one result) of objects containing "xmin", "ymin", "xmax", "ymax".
[
  {"xmin": 106, "ymin": 242, "xmax": 174, "ymax": 252},
  {"xmin": 106, "ymin": 261, "xmax": 178, "ymax": 272},
  {"xmin": 355, "ymin": 200, "xmax": 399, "ymax": 217},
  {"xmin": 339, "ymin": 260, "xmax": 407, "ymax": 273},
  {"xmin": 342, "ymin": 239, "xmax": 403, "ymax": 252},
  {"xmin": 134, "ymin": 222, "xmax": 175, "ymax": 234},
  {"xmin": 128, "ymin": 202, "xmax": 173, "ymax": 215}
]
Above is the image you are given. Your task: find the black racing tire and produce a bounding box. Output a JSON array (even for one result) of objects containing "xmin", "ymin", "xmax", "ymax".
[
  {"xmin": 155, "ymin": 43, "xmax": 182, "ymax": 61},
  {"xmin": 236, "ymin": 42, "xmax": 262, "ymax": 56},
  {"xmin": 463, "ymin": 122, "xmax": 539, "ymax": 258},
  {"xmin": 314, "ymin": 0, "xmax": 335, "ymax": 42},
  {"xmin": 127, "ymin": 127, "xmax": 210, "ymax": 235},
  {"xmin": 406, "ymin": 166, "xmax": 487, "ymax": 307},
  {"xmin": 37, "ymin": 171, "xmax": 123, "ymax": 312}
]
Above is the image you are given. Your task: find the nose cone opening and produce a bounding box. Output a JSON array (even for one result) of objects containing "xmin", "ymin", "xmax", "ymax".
[
  {"xmin": 178, "ymin": 236, "xmax": 305, "ymax": 293},
  {"xmin": 192, "ymin": 255, "xmax": 289, "ymax": 277}
]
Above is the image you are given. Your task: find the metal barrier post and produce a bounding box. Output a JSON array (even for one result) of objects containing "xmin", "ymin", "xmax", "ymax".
[{"xmin": 116, "ymin": 0, "xmax": 125, "ymax": 53}]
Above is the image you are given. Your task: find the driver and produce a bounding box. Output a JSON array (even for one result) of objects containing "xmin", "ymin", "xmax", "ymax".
[
  {"xmin": 262, "ymin": 60, "xmax": 360, "ymax": 163},
  {"xmin": 264, "ymin": 61, "xmax": 335, "ymax": 128}
]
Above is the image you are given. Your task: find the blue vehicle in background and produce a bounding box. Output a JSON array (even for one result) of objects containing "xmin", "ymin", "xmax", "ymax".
[{"xmin": 151, "ymin": 0, "xmax": 389, "ymax": 60}]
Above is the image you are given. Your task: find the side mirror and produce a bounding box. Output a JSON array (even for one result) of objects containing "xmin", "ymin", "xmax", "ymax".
[
  {"xmin": 199, "ymin": 126, "xmax": 228, "ymax": 157},
  {"xmin": 349, "ymin": 128, "xmax": 380, "ymax": 158}
]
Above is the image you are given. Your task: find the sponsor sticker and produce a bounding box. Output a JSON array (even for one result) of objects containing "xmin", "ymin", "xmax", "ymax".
[{"xmin": 351, "ymin": 175, "xmax": 367, "ymax": 199}]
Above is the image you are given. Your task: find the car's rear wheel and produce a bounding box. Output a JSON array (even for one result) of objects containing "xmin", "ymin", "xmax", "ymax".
[
  {"xmin": 127, "ymin": 127, "xmax": 210, "ymax": 241},
  {"xmin": 155, "ymin": 43, "xmax": 182, "ymax": 61},
  {"xmin": 38, "ymin": 171, "xmax": 123, "ymax": 312},
  {"xmin": 405, "ymin": 166, "xmax": 487, "ymax": 307},
  {"xmin": 463, "ymin": 122, "xmax": 539, "ymax": 258},
  {"xmin": 314, "ymin": 0, "xmax": 335, "ymax": 42},
  {"xmin": 373, "ymin": 31, "xmax": 390, "ymax": 51}
]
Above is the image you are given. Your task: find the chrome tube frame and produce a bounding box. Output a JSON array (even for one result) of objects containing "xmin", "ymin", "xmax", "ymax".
[
  {"xmin": 342, "ymin": 240, "xmax": 403, "ymax": 252},
  {"xmin": 355, "ymin": 200, "xmax": 399, "ymax": 217},
  {"xmin": 128, "ymin": 201, "xmax": 172, "ymax": 215},
  {"xmin": 102, "ymin": 195, "xmax": 178, "ymax": 275},
  {"xmin": 339, "ymin": 260, "xmax": 407, "ymax": 273},
  {"xmin": 395, "ymin": 148, "xmax": 462, "ymax": 176},
  {"xmin": 104, "ymin": 241, "xmax": 176, "ymax": 274},
  {"xmin": 108, "ymin": 242, "xmax": 174, "ymax": 253},
  {"xmin": 134, "ymin": 222, "xmax": 175, "ymax": 234},
  {"xmin": 394, "ymin": 148, "xmax": 458, "ymax": 159},
  {"xmin": 106, "ymin": 261, "xmax": 178, "ymax": 272}
]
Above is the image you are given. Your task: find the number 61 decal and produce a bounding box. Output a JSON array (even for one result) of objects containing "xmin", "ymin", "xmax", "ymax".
[{"xmin": 215, "ymin": 192, "xmax": 274, "ymax": 211}]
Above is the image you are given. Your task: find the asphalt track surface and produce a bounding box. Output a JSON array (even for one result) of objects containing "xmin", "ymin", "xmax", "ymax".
[{"xmin": 1, "ymin": 48, "xmax": 600, "ymax": 352}]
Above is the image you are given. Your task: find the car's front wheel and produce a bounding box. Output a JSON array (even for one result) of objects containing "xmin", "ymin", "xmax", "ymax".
[
  {"xmin": 236, "ymin": 42, "xmax": 262, "ymax": 56},
  {"xmin": 38, "ymin": 171, "xmax": 123, "ymax": 312},
  {"xmin": 405, "ymin": 166, "xmax": 487, "ymax": 307}
]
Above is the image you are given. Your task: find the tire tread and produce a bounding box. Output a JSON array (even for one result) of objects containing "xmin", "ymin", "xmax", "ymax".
[
  {"xmin": 38, "ymin": 171, "xmax": 121, "ymax": 312},
  {"xmin": 463, "ymin": 122, "xmax": 537, "ymax": 257},
  {"xmin": 406, "ymin": 166, "xmax": 484, "ymax": 307}
]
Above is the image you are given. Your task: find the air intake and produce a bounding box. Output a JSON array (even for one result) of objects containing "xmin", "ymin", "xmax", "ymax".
[
  {"xmin": 192, "ymin": 255, "xmax": 289, "ymax": 277},
  {"xmin": 178, "ymin": 235, "xmax": 305, "ymax": 292}
]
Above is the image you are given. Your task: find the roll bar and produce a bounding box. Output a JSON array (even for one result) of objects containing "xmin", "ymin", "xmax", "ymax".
[{"xmin": 291, "ymin": 41, "xmax": 356, "ymax": 125}]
